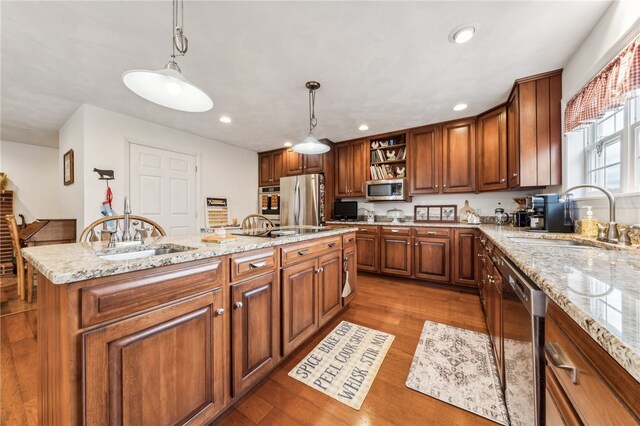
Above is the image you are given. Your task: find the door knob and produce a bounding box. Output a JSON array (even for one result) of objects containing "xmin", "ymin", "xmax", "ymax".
[
  {"xmin": 234, "ymin": 301, "xmax": 243, "ymax": 309},
  {"xmin": 216, "ymin": 308, "xmax": 225, "ymax": 316}
]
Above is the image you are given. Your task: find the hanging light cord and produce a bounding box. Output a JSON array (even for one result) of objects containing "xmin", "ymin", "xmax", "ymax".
[
  {"xmin": 171, "ymin": 0, "xmax": 186, "ymax": 59},
  {"xmin": 309, "ymin": 87, "xmax": 317, "ymax": 133}
]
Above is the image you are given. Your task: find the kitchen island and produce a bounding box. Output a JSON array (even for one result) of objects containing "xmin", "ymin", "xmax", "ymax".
[{"xmin": 23, "ymin": 226, "xmax": 357, "ymax": 425}]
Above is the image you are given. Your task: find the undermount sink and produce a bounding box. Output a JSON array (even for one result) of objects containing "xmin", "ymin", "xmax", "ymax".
[
  {"xmin": 97, "ymin": 245, "xmax": 195, "ymax": 261},
  {"xmin": 508, "ymin": 237, "xmax": 596, "ymax": 249}
]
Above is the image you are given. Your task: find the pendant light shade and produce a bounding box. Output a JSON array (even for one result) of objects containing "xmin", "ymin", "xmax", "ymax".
[
  {"xmin": 122, "ymin": 0, "xmax": 213, "ymax": 112},
  {"xmin": 292, "ymin": 81, "xmax": 330, "ymax": 155}
]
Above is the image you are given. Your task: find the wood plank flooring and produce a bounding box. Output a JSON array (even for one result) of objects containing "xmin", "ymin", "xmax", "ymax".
[{"xmin": 0, "ymin": 273, "xmax": 494, "ymax": 426}]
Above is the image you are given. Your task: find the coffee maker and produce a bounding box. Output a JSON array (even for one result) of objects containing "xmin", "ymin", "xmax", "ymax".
[{"xmin": 525, "ymin": 194, "xmax": 574, "ymax": 233}]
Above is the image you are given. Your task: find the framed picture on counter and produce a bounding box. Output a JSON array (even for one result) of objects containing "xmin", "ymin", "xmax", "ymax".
[
  {"xmin": 63, "ymin": 149, "xmax": 74, "ymax": 186},
  {"xmin": 414, "ymin": 205, "xmax": 457, "ymax": 223}
]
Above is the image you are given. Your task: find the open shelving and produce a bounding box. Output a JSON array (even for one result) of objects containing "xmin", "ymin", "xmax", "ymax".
[{"xmin": 369, "ymin": 133, "xmax": 407, "ymax": 180}]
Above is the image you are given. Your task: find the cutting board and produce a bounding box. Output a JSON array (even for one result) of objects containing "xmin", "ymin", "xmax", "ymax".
[
  {"xmin": 202, "ymin": 234, "xmax": 238, "ymax": 244},
  {"xmin": 458, "ymin": 200, "xmax": 476, "ymax": 223}
]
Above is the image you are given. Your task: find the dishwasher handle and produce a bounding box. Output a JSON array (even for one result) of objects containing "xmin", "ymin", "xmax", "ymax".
[{"xmin": 545, "ymin": 341, "xmax": 578, "ymax": 384}]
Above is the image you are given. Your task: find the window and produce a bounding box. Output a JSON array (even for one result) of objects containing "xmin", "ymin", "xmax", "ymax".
[{"xmin": 575, "ymin": 96, "xmax": 639, "ymax": 195}]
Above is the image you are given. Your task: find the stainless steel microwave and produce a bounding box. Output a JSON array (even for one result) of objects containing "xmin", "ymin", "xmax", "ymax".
[{"xmin": 366, "ymin": 179, "xmax": 407, "ymax": 201}]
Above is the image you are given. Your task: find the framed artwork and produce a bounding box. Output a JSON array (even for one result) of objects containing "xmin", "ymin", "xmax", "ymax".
[
  {"xmin": 414, "ymin": 205, "xmax": 457, "ymax": 223},
  {"xmin": 63, "ymin": 149, "xmax": 74, "ymax": 186}
]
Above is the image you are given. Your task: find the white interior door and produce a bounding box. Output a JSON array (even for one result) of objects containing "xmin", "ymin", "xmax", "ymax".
[{"xmin": 129, "ymin": 143, "xmax": 197, "ymax": 236}]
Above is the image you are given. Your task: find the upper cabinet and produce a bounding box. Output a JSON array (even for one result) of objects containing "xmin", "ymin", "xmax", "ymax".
[
  {"xmin": 477, "ymin": 106, "xmax": 508, "ymax": 191},
  {"xmin": 335, "ymin": 139, "xmax": 367, "ymax": 198},
  {"xmin": 409, "ymin": 125, "xmax": 441, "ymax": 195},
  {"xmin": 442, "ymin": 118, "xmax": 476, "ymax": 193},
  {"xmin": 507, "ymin": 70, "xmax": 562, "ymax": 188},
  {"xmin": 284, "ymin": 149, "xmax": 326, "ymax": 176},
  {"xmin": 258, "ymin": 150, "xmax": 284, "ymax": 187}
]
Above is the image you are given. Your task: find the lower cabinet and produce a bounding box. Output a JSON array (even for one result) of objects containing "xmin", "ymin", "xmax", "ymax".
[
  {"xmin": 342, "ymin": 244, "xmax": 357, "ymax": 306},
  {"xmin": 380, "ymin": 234, "xmax": 412, "ymax": 276},
  {"xmin": 356, "ymin": 233, "xmax": 379, "ymax": 272},
  {"xmin": 318, "ymin": 251, "xmax": 343, "ymax": 327},
  {"xmin": 231, "ymin": 272, "xmax": 279, "ymax": 396},
  {"xmin": 83, "ymin": 289, "xmax": 227, "ymax": 425},
  {"xmin": 452, "ymin": 229, "xmax": 478, "ymax": 286},
  {"xmin": 413, "ymin": 235, "xmax": 450, "ymax": 283},
  {"xmin": 485, "ymin": 264, "xmax": 504, "ymax": 387}
]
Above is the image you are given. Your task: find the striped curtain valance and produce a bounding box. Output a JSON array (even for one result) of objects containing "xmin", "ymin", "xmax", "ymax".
[{"xmin": 564, "ymin": 36, "xmax": 640, "ymax": 133}]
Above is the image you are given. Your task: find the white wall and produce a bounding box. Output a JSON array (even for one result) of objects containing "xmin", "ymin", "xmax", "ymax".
[
  {"xmin": 560, "ymin": 1, "xmax": 640, "ymax": 225},
  {"xmin": 0, "ymin": 140, "xmax": 61, "ymax": 222},
  {"xmin": 59, "ymin": 104, "xmax": 258, "ymax": 233},
  {"xmin": 58, "ymin": 106, "xmax": 86, "ymax": 238}
]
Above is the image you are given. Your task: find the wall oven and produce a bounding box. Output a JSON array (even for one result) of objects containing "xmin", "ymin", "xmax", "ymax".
[
  {"xmin": 365, "ymin": 178, "xmax": 407, "ymax": 201},
  {"xmin": 258, "ymin": 186, "xmax": 280, "ymax": 225}
]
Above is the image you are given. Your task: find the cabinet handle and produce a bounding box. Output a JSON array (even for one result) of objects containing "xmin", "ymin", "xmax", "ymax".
[
  {"xmin": 249, "ymin": 260, "xmax": 267, "ymax": 269},
  {"xmin": 346, "ymin": 237, "xmax": 354, "ymax": 243},
  {"xmin": 414, "ymin": 243, "xmax": 418, "ymax": 246},
  {"xmin": 435, "ymin": 184, "xmax": 439, "ymax": 188},
  {"xmin": 406, "ymin": 242, "xmax": 410, "ymax": 245},
  {"xmin": 426, "ymin": 231, "xmax": 437, "ymax": 235},
  {"xmin": 477, "ymin": 253, "xmax": 483, "ymax": 257},
  {"xmin": 513, "ymin": 173, "xmax": 518, "ymax": 177},
  {"xmin": 500, "ymin": 178, "xmax": 506, "ymax": 182},
  {"xmin": 359, "ymin": 229, "xmax": 368, "ymax": 232},
  {"xmin": 391, "ymin": 229, "xmax": 399, "ymax": 233},
  {"xmin": 545, "ymin": 342, "xmax": 578, "ymax": 384},
  {"xmin": 216, "ymin": 308, "xmax": 225, "ymax": 316},
  {"xmin": 297, "ymin": 249, "xmax": 309, "ymax": 256},
  {"xmin": 328, "ymin": 242, "xmax": 336, "ymax": 248},
  {"xmin": 316, "ymin": 267, "xmax": 324, "ymax": 274},
  {"xmin": 234, "ymin": 301, "xmax": 243, "ymax": 309}
]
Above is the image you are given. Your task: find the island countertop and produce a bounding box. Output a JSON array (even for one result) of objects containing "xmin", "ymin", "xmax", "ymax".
[{"xmin": 22, "ymin": 226, "xmax": 357, "ymax": 285}]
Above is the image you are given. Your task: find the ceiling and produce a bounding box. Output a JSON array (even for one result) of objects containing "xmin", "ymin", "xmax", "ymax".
[{"xmin": 1, "ymin": 1, "xmax": 610, "ymax": 151}]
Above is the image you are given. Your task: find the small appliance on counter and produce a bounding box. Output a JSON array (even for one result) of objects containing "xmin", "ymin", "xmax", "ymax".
[
  {"xmin": 495, "ymin": 203, "xmax": 510, "ymax": 225},
  {"xmin": 334, "ymin": 200, "xmax": 358, "ymax": 221},
  {"xmin": 525, "ymin": 194, "xmax": 574, "ymax": 233},
  {"xmin": 512, "ymin": 209, "xmax": 530, "ymax": 227}
]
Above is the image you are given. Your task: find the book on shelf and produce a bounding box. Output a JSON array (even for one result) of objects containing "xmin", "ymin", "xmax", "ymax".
[
  {"xmin": 370, "ymin": 146, "xmax": 406, "ymax": 163},
  {"xmin": 370, "ymin": 164, "xmax": 398, "ymax": 180}
]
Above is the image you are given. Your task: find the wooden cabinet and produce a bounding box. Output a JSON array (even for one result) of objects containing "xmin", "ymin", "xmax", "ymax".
[
  {"xmin": 259, "ymin": 150, "xmax": 284, "ymax": 186},
  {"xmin": 477, "ymin": 106, "xmax": 508, "ymax": 191},
  {"xmin": 231, "ymin": 272, "xmax": 279, "ymax": 396},
  {"xmin": 507, "ymin": 70, "xmax": 562, "ymax": 188},
  {"xmin": 355, "ymin": 226, "xmax": 380, "ymax": 272},
  {"xmin": 317, "ymin": 250, "xmax": 343, "ymax": 326},
  {"xmin": 84, "ymin": 289, "xmax": 227, "ymax": 425},
  {"xmin": 442, "ymin": 119, "xmax": 476, "ymax": 193},
  {"xmin": 335, "ymin": 139, "xmax": 367, "ymax": 198},
  {"xmin": 485, "ymin": 264, "xmax": 503, "ymax": 386},
  {"xmin": 409, "ymin": 125, "xmax": 441, "ymax": 194},
  {"xmin": 284, "ymin": 149, "xmax": 326, "ymax": 176},
  {"xmin": 545, "ymin": 300, "xmax": 640, "ymax": 425},
  {"xmin": 413, "ymin": 228, "xmax": 451, "ymax": 283},
  {"xmin": 452, "ymin": 229, "xmax": 478, "ymax": 287},
  {"xmin": 342, "ymin": 244, "xmax": 357, "ymax": 306},
  {"xmin": 304, "ymin": 151, "xmax": 325, "ymax": 174},
  {"xmin": 380, "ymin": 231, "xmax": 412, "ymax": 277},
  {"xmin": 281, "ymin": 259, "xmax": 318, "ymax": 356}
]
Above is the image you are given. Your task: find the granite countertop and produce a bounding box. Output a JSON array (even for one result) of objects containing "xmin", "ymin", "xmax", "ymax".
[
  {"xmin": 478, "ymin": 225, "xmax": 640, "ymax": 383},
  {"xmin": 326, "ymin": 220, "xmax": 480, "ymax": 228},
  {"xmin": 22, "ymin": 226, "xmax": 357, "ymax": 285}
]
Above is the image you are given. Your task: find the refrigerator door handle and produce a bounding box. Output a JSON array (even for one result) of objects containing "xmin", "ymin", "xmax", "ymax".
[{"xmin": 294, "ymin": 179, "xmax": 301, "ymax": 226}]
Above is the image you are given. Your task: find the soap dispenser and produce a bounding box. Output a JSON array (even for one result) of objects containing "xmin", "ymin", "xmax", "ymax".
[{"xmin": 581, "ymin": 206, "xmax": 598, "ymax": 238}]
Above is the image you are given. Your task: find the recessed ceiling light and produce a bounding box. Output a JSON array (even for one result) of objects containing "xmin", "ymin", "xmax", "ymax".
[
  {"xmin": 453, "ymin": 103, "xmax": 468, "ymax": 112},
  {"xmin": 284, "ymin": 141, "xmax": 292, "ymax": 147},
  {"xmin": 359, "ymin": 124, "xmax": 369, "ymax": 131},
  {"xmin": 448, "ymin": 23, "xmax": 479, "ymax": 44},
  {"xmin": 219, "ymin": 116, "xmax": 231, "ymax": 123}
]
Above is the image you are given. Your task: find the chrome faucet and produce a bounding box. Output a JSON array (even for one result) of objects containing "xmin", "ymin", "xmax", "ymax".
[
  {"xmin": 559, "ymin": 184, "xmax": 618, "ymax": 242},
  {"xmin": 122, "ymin": 196, "xmax": 132, "ymax": 242}
]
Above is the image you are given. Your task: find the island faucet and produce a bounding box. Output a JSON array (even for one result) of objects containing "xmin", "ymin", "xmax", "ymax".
[
  {"xmin": 558, "ymin": 184, "xmax": 617, "ymax": 242},
  {"xmin": 122, "ymin": 196, "xmax": 132, "ymax": 241}
]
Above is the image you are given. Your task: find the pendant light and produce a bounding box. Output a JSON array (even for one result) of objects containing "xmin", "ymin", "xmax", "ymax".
[
  {"xmin": 122, "ymin": 0, "xmax": 213, "ymax": 112},
  {"xmin": 292, "ymin": 81, "xmax": 330, "ymax": 154}
]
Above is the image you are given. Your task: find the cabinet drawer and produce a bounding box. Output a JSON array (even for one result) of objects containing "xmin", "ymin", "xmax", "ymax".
[
  {"xmin": 81, "ymin": 258, "xmax": 225, "ymax": 328},
  {"xmin": 355, "ymin": 225, "xmax": 379, "ymax": 235},
  {"xmin": 230, "ymin": 248, "xmax": 276, "ymax": 282},
  {"xmin": 414, "ymin": 227, "xmax": 451, "ymax": 237},
  {"xmin": 281, "ymin": 236, "xmax": 342, "ymax": 266},
  {"xmin": 545, "ymin": 314, "xmax": 637, "ymax": 425},
  {"xmin": 342, "ymin": 232, "xmax": 356, "ymax": 247},
  {"xmin": 380, "ymin": 226, "xmax": 411, "ymax": 236}
]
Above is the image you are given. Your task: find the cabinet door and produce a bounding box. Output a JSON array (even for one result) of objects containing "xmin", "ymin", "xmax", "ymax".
[
  {"xmin": 335, "ymin": 143, "xmax": 351, "ymax": 198},
  {"xmin": 356, "ymin": 234, "xmax": 379, "ymax": 272},
  {"xmin": 442, "ymin": 119, "xmax": 476, "ymax": 193},
  {"xmin": 231, "ymin": 272, "xmax": 279, "ymax": 396},
  {"xmin": 453, "ymin": 229, "xmax": 479, "ymax": 287},
  {"xmin": 259, "ymin": 153, "xmax": 273, "ymax": 187},
  {"xmin": 490, "ymin": 266, "xmax": 504, "ymax": 386},
  {"xmin": 342, "ymin": 245, "xmax": 357, "ymax": 306},
  {"xmin": 284, "ymin": 149, "xmax": 303, "ymax": 176},
  {"xmin": 507, "ymin": 89, "xmax": 520, "ymax": 188},
  {"xmin": 282, "ymin": 259, "xmax": 318, "ymax": 356},
  {"xmin": 518, "ymin": 80, "xmax": 538, "ymax": 187},
  {"xmin": 304, "ymin": 153, "xmax": 324, "ymax": 174},
  {"xmin": 317, "ymin": 251, "xmax": 342, "ymax": 327},
  {"xmin": 477, "ymin": 107, "xmax": 507, "ymax": 191},
  {"xmin": 84, "ymin": 291, "xmax": 226, "ymax": 425},
  {"xmin": 409, "ymin": 125, "xmax": 441, "ymax": 194},
  {"xmin": 272, "ymin": 150, "xmax": 284, "ymax": 183},
  {"xmin": 350, "ymin": 140, "xmax": 368, "ymax": 197},
  {"xmin": 380, "ymin": 235, "xmax": 412, "ymax": 277},
  {"xmin": 414, "ymin": 236, "xmax": 450, "ymax": 282}
]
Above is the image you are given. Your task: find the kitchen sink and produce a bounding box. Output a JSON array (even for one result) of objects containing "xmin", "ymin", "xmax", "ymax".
[
  {"xmin": 97, "ymin": 245, "xmax": 195, "ymax": 261},
  {"xmin": 508, "ymin": 237, "xmax": 596, "ymax": 248}
]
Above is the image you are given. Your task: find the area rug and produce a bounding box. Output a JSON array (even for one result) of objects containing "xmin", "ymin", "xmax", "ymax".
[
  {"xmin": 288, "ymin": 321, "xmax": 394, "ymax": 410},
  {"xmin": 405, "ymin": 321, "xmax": 509, "ymax": 425}
]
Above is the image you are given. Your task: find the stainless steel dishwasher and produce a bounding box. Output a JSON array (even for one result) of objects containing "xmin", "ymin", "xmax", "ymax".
[{"xmin": 497, "ymin": 255, "xmax": 547, "ymax": 426}]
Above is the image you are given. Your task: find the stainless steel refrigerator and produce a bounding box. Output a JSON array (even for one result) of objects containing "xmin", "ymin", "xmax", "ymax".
[{"xmin": 279, "ymin": 174, "xmax": 325, "ymax": 226}]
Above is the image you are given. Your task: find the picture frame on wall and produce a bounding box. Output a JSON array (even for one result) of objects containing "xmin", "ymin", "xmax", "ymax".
[
  {"xmin": 63, "ymin": 149, "xmax": 74, "ymax": 186},
  {"xmin": 414, "ymin": 205, "xmax": 457, "ymax": 223}
]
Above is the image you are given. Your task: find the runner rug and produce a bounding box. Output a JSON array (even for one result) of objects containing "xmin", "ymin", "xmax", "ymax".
[
  {"xmin": 405, "ymin": 320, "xmax": 509, "ymax": 425},
  {"xmin": 288, "ymin": 321, "xmax": 394, "ymax": 410}
]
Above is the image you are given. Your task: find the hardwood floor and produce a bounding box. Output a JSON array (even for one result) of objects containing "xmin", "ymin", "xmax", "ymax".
[{"xmin": 0, "ymin": 273, "xmax": 493, "ymax": 426}]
